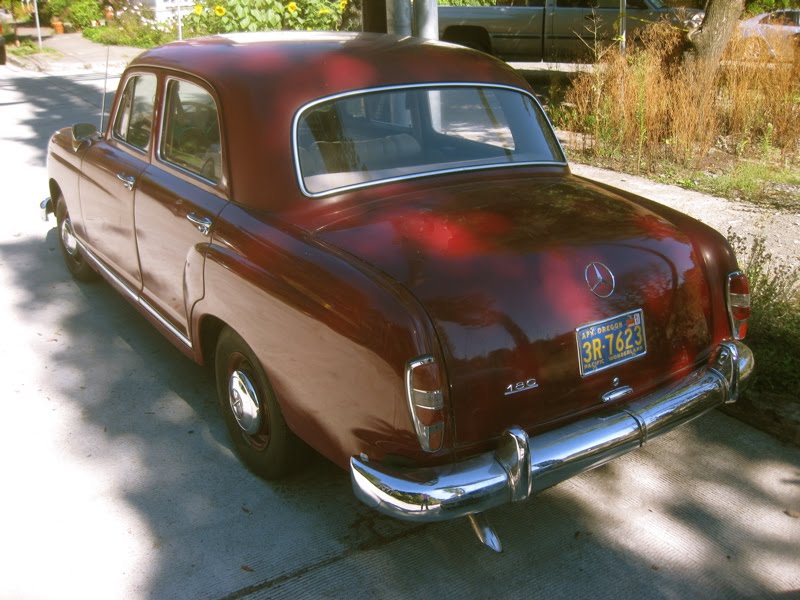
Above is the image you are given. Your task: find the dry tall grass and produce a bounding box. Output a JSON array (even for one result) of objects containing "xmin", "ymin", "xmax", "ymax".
[{"xmin": 556, "ymin": 23, "xmax": 800, "ymax": 171}]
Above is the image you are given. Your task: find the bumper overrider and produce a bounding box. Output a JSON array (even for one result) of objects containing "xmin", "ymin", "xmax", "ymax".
[{"xmin": 351, "ymin": 341, "xmax": 753, "ymax": 529}]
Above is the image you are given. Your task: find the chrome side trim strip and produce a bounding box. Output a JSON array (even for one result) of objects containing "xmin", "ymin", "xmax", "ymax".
[
  {"xmin": 77, "ymin": 240, "xmax": 193, "ymax": 349},
  {"xmin": 138, "ymin": 298, "xmax": 192, "ymax": 348},
  {"xmin": 350, "ymin": 341, "xmax": 754, "ymax": 523},
  {"xmin": 79, "ymin": 240, "xmax": 138, "ymax": 302}
]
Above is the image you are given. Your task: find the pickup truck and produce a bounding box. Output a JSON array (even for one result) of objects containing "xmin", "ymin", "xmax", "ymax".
[{"xmin": 439, "ymin": 0, "xmax": 703, "ymax": 62}]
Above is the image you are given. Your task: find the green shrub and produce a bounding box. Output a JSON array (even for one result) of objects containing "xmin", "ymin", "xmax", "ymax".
[
  {"xmin": 46, "ymin": 0, "xmax": 71, "ymax": 20},
  {"xmin": 67, "ymin": 0, "xmax": 102, "ymax": 28},
  {"xmin": 729, "ymin": 233, "xmax": 800, "ymax": 397},
  {"xmin": 745, "ymin": 0, "xmax": 800, "ymax": 16},
  {"xmin": 83, "ymin": 3, "xmax": 174, "ymax": 47},
  {"xmin": 182, "ymin": 0, "xmax": 348, "ymax": 37}
]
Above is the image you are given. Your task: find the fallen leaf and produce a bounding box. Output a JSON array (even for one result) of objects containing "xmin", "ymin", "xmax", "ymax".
[
  {"xmin": 784, "ymin": 509, "xmax": 800, "ymax": 518},
  {"xmin": 241, "ymin": 565, "xmax": 254, "ymax": 573}
]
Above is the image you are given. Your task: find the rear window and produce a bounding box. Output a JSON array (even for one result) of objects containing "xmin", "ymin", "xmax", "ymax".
[{"xmin": 294, "ymin": 85, "xmax": 565, "ymax": 196}]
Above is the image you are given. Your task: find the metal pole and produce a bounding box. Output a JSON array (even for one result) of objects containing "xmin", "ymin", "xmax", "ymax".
[
  {"xmin": 619, "ymin": 0, "xmax": 626, "ymax": 54},
  {"xmin": 100, "ymin": 45, "xmax": 109, "ymax": 131},
  {"xmin": 386, "ymin": 0, "xmax": 411, "ymax": 36},
  {"xmin": 32, "ymin": 0, "xmax": 42, "ymax": 51},
  {"xmin": 413, "ymin": 0, "xmax": 438, "ymax": 40},
  {"xmin": 177, "ymin": 0, "xmax": 182, "ymax": 41}
]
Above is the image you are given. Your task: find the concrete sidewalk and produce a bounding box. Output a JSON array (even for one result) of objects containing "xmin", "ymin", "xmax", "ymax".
[{"xmin": 7, "ymin": 28, "xmax": 142, "ymax": 74}]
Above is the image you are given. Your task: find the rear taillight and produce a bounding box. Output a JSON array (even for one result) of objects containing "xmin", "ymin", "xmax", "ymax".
[
  {"xmin": 405, "ymin": 355, "xmax": 445, "ymax": 452},
  {"xmin": 726, "ymin": 271, "xmax": 750, "ymax": 340}
]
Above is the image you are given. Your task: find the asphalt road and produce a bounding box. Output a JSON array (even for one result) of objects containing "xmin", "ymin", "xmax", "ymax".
[{"xmin": 1, "ymin": 64, "xmax": 799, "ymax": 600}]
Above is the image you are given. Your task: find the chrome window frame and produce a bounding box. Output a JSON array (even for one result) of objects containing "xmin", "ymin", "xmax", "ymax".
[
  {"xmin": 156, "ymin": 75, "xmax": 224, "ymax": 189},
  {"xmin": 110, "ymin": 71, "xmax": 158, "ymax": 156},
  {"xmin": 292, "ymin": 82, "xmax": 568, "ymax": 199}
]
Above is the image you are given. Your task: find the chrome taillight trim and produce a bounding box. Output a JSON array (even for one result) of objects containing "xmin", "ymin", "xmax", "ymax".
[
  {"xmin": 725, "ymin": 270, "xmax": 750, "ymax": 340},
  {"xmin": 405, "ymin": 354, "xmax": 443, "ymax": 453}
]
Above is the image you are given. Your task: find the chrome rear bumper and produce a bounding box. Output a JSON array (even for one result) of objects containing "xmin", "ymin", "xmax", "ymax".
[{"xmin": 350, "ymin": 341, "xmax": 753, "ymax": 523}]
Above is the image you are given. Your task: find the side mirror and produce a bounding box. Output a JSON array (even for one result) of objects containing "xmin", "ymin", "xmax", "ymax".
[{"xmin": 71, "ymin": 122, "xmax": 98, "ymax": 152}]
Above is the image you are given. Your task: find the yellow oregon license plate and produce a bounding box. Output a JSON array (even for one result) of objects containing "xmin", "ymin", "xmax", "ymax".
[{"xmin": 576, "ymin": 309, "xmax": 647, "ymax": 377}]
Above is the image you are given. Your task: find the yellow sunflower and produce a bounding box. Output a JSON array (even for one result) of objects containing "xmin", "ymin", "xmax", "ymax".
[
  {"xmin": 339, "ymin": 0, "xmax": 347, "ymax": 10},
  {"xmin": 193, "ymin": 4, "xmax": 203, "ymax": 15},
  {"xmin": 214, "ymin": 5, "xmax": 225, "ymax": 16},
  {"xmin": 287, "ymin": 1, "xmax": 297, "ymax": 12}
]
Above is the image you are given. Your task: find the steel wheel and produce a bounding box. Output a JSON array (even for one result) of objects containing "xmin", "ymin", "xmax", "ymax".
[
  {"xmin": 55, "ymin": 195, "xmax": 97, "ymax": 282},
  {"xmin": 215, "ymin": 327, "xmax": 301, "ymax": 479},
  {"xmin": 225, "ymin": 353, "xmax": 270, "ymax": 450}
]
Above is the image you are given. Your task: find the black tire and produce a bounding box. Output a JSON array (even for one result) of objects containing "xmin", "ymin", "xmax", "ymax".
[
  {"xmin": 55, "ymin": 195, "xmax": 97, "ymax": 282},
  {"xmin": 215, "ymin": 327, "xmax": 300, "ymax": 479}
]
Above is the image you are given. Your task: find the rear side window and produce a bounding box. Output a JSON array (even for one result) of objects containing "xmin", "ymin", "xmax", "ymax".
[
  {"xmin": 113, "ymin": 74, "xmax": 156, "ymax": 152},
  {"xmin": 295, "ymin": 85, "xmax": 564, "ymax": 196},
  {"xmin": 160, "ymin": 79, "xmax": 222, "ymax": 184}
]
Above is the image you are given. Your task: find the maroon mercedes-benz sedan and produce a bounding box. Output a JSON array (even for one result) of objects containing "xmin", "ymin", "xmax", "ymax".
[{"xmin": 43, "ymin": 32, "xmax": 753, "ymax": 552}]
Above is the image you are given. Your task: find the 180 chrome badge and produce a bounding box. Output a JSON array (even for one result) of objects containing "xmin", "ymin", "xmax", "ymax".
[{"xmin": 504, "ymin": 378, "xmax": 539, "ymax": 396}]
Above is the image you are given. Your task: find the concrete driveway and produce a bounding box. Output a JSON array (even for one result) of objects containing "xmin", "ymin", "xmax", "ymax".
[{"xmin": 0, "ymin": 63, "xmax": 798, "ymax": 599}]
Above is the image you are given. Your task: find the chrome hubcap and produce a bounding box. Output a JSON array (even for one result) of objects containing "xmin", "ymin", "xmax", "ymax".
[
  {"xmin": 61, "ymin": 217, "xmax": 79, "ymax": 256},
  {"xmin": 228, "ymin": 370, "xmax": 261, "ymax": 435}
]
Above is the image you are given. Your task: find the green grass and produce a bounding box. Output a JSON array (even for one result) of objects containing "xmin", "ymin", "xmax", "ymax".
[
  {"xmin": 7, "ymin": 40, "xmax": 61, "ymax": 56},
  {"xmin": 674, "ymin": 162, "xmax": 800, "ymax": 211}
]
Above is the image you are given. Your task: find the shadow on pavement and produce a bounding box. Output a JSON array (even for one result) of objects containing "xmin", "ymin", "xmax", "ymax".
[
  {"xmin": 4, "ymin": 72, "xmax": 116, "ymax": 165},
  {"xmin": 2, "ymin": 72, "xmax": 798, "ymax": 599}
]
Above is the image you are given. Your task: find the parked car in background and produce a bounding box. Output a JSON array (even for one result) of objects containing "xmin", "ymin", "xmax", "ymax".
[
  {"xmin": 738, "ymin": 9, "xmax": 799, "ymax": 59},
  {"xmin": 43, "ymin": 32, "xmax": 753, "ymax": 552},
  {"xmin": 439, "ymin": 0, "xmax": 703, "ymax": 61}
]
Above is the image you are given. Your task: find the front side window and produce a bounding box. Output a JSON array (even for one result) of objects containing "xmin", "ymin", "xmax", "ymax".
[
  {"xmin": 112, "ymin": 74, "xmax": 157, "ymax": 152},
  {"xmin": 295, "ymin": 85, "xmax": 564, "ymax": 196},
  {"xmin": 160, "ymin": 79, "xmax": 222, "ymax": 184}
]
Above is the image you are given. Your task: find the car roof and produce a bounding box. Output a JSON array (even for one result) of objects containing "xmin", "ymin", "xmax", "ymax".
[
  {"xmin": 127, "ymin": 32, "xmax": 531, "ymax": 211},
  {"xmin": 131, "ymin": 31, "xmax": 524, "ymax": 98}
]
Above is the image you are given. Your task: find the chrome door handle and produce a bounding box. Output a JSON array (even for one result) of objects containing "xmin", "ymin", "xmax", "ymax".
[
  {"xmin": 116, "ymin": 173, "xmax": 136, "ymax": 191},
  {"xmin": 187, "ymin": 212, "xmax": 213, "ymax": 236}
]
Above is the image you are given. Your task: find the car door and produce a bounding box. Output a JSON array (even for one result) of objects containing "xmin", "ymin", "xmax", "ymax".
[
  {"xmin": 134, "ymin": 76, "xmax": 229, "ymax": 345},
  {"xmin": 485, "ymin": 0, "xmax": 548, "ymax": 60},
  {"xmin": 548, "ymin": 0, "xmax": 625, "ymax": 61},
  {"xmin": 79, "ymin": 72, "xmax": 157, "ymax": 290}
]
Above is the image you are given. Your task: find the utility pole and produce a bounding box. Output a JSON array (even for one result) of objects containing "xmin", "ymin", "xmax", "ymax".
[
  {"xmin": 362, "ymin": 0, "xmax": 439, "ymax": 41},
  {"xmin": 413, "ymin": 0, "xmax": 438, "ymax": 40},
  {"xmin": 386, "ymin": 0, "xmax": 411, "ymax": 35}
]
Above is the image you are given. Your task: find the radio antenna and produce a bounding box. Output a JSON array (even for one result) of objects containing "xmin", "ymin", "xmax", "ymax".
[{"xmin": 99, "ymin": 45, "xmax": 110, "ymax": 132}]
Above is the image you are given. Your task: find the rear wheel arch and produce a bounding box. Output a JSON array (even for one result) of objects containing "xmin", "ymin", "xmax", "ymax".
[{"xmin": 197, "ymin": 313, "xmax": 227, "ymax": 366}]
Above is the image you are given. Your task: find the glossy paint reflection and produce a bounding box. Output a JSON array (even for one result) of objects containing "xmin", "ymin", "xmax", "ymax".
[{"xmin": 317, "ymin": 172, "xmax": 717, "ymax": 447}]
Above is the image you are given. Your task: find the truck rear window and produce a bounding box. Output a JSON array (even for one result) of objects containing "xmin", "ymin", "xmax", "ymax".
[{"xmin": 294, "ymin": 84, "xmax": 565, "ymax": 196}]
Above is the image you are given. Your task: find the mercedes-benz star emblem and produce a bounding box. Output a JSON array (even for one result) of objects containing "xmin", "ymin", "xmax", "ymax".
[{"xmin": 585, "ymin": 262, "xmax": 616, "ymax": 298}]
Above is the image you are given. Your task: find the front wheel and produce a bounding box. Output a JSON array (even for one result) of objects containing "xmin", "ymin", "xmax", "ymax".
[
  {"xmin": 215, "ymin": 327, "xmax": 301, "ymax": 479},
  {"xmin": 55, "ymin": 196, "xmax": 97, "ymax": 282}
]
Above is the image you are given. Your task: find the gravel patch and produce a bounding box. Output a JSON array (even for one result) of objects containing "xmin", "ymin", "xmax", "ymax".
[{"xmin": 571, "ymin": 163, "xmax": 800, "ymax": 268}]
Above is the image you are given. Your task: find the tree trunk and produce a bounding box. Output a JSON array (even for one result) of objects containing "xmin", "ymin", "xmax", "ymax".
[{"xmin": 686, "ymin": 0, "xmax": 745, "ymax": 64}]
